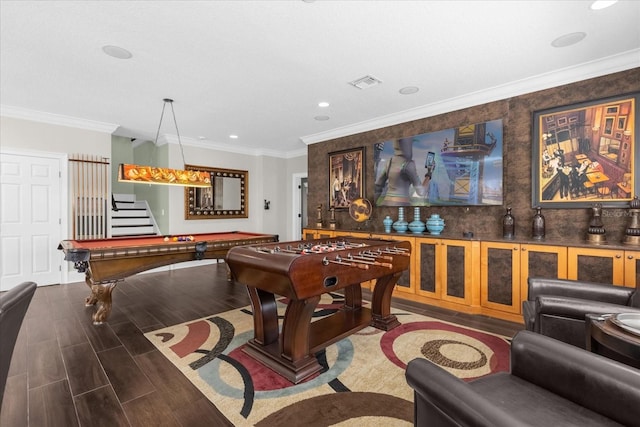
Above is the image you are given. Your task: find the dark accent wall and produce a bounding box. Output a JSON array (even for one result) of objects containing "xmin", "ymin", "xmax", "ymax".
[{"xmin": 308, "ymin": 68, "xmax": 640, "ymax": 243}]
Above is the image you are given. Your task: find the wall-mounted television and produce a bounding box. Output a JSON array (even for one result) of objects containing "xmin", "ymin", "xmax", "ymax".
[{"xmin": 374, "ymin": 119, "xmax": 503, "ymax": 207}]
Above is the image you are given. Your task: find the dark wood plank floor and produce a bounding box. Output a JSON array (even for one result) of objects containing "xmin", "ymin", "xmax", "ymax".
[{"xmin": 1, "ymin": 262, "xmax": 523, "ymax": 426}]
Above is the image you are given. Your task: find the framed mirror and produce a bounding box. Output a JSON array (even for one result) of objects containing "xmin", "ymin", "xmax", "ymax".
[{"xmin": 184, "ymin": 164, "xmax": 248, "ymax": 219}]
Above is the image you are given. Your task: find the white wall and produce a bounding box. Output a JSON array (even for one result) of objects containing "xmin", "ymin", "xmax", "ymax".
[
  {"xmin": 164, "ymin": 141, "xmax": 306, "ymax": 240},
  {"xmin": 1, "ymin": 116, "xmax": 112, "ymax": 157},
  {"xmin": 0, "ymin": 115, "xmax": 308, "ymax": 243}
]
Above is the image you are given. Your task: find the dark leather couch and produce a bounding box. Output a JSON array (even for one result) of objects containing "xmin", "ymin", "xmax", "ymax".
[
  {"xmin": 523, "ymin": 277, "xmax": 640, "ymax": 348},
  {"xmin": 405, "ymin": 330, "xmax": 640, "ymax": 427},
  {"xmin": 0, "ymin": 281, "xmax": 37, "ymax": 406}
]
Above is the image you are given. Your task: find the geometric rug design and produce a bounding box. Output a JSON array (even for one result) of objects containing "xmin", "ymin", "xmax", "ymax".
[{"xmin": 145, "ymin": 293, "xmax": 510, "ymax": 426}]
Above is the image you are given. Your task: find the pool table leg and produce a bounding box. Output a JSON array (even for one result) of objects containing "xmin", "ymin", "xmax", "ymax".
[
  {"xmin": 90, "ymin": 283, "xmax": 117, "ymax": 325},
  {"xmin": 83, "ymin": 273, "xmax": 117, "ymax": 325}
]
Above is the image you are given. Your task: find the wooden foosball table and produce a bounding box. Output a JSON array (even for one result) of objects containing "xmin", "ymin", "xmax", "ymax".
[{"xmin": 226, "ymin": 237, "xmax": 411, "ymax": 383}]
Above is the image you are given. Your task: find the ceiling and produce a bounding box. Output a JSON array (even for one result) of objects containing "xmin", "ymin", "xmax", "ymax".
[{"xmin": 1, "ymin": 1, "xmax": 639, "ymax": 158}]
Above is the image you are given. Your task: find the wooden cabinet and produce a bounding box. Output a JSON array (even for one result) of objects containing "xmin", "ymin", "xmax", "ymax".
[
  {"xmin": 519, "ymin": 243, "xmax": 568, "ymax": 300},
  {"xmin": 481, "ymin": 242, "xmax": 566, "ymax": 322},
  {"xmin": 299, "ymin": 229, "xmax": 635, "ymax": 324},
  {"xmin": 378, "ymin": 234, "xmax": 416, "ymax": 295},
  {"xmin": 415, "ymin": 237, "xmax": 480, "ymax": 310},
  {"xmin": 624, "ymin": 250, "xmax": 640, "ymax": 288},
  {"xmin": 567, "ymin": 247, "xmax": 625, "ymax": 286},
  {"xmin": 481, "ymin": 241, "xmax": 521, "ymax": 318},
  {"xmin": 302, "ymin": 228, "xmax": 334, "ymax": 240}
]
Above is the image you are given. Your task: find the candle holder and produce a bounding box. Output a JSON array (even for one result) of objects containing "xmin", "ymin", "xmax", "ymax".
[
  {"xmin": 316, "ymin": 204, "xmax": 323, "ymax": 228},
  {"xmin": 624, "ymin": 196, "xmax": 640, "ymax": 246},
  {"xmin": 586, "ymin": 203, "xmax": 606, "ymax": 244}
]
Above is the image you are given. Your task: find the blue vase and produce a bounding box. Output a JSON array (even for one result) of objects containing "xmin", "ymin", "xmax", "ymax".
[
  {"xmin": 408, "ymin": 207, "xmax": 425, "ymax": 234},
  {"xmin": 393, "ymin": 207, "xmax": 408, "ymax": 233},
  {"xmin": 383, "ymin": 215, "xmax": 393, "ymax": 233},
  {"xmin": 426, "ymin": 214, "xmax": 445, "ymax": 235}
]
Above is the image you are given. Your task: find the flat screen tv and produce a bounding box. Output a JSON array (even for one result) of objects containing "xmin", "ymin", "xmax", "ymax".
[{"xmin": 374, "ymin": 119, "xmax": 503, "ymax": 207}]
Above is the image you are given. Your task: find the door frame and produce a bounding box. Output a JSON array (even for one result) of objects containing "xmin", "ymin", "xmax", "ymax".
[
  {"xmin": 291, "ymin": 172, "xmax": 307, "ymax": 241},
  {"xmin": 0, "ymin": 147, "xmax": 69, "ymax": 285}
]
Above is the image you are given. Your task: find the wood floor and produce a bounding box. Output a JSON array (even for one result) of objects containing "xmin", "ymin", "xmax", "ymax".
[{"xmin": 0, "ymin": 262, "xmax": 523, "ymax": 427}]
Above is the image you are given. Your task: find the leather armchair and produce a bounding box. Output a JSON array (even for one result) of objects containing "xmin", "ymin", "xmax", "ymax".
[
  {"xmin": 522, "ymin": 277, "xmax": 640, "ymax": 348},
  {"xmin": 0, "ymin": 281, "xmax": 37, "ymax": 406},
  {"xmin": 405, "ymin": 330, "xmax": 640, "ymax": 427}
]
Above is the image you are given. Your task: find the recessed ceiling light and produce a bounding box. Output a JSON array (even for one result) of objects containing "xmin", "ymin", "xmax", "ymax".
[
  {"xmin": 198, "ymin": 136, "xmax": 206, "ymax": 140},
  {"xmin": 314, "ymin": 115, "xmax": 330, "ymax": 121},
  {"xmin": 551, "ymin": 32, "xmax": 587, "ymax": 48},
  {"xmin": 590, "ymin": 1, "xmax": 618, "ymax": 10},
  {"xmin": 399, "ymin": 86, "xmax": 419, "ymax": 95},
  {"xmin": 102, "ymin": 45, "xmax": 132, "ymax": 59},
  {"xmin": 229, "ymin": 134, "xmax": 239, "ymax": 139},
  {"xmin": 318, "ymin": 101, "xmax": 330, "ymax": 108}
]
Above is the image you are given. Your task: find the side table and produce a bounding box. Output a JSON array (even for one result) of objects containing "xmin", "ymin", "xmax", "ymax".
[{"xmin": 586, "ymin": 314, "xmax": 640, "ymax": 369}]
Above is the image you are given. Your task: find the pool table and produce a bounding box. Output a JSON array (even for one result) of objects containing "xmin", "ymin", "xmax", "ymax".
[{"xmin": 58, "ymin": 231, "xmax": 278, "ymax": 324}]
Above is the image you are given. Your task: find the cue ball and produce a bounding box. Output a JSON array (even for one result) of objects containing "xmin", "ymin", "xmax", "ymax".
[{"xmin": 164, "ymin": 237, "xmax": 169, "ymax": 242}]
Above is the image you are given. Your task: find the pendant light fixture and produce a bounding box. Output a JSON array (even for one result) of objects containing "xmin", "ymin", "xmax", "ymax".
[{"xmin": 118, "ymin": 98, "xmax": 211, "ymax": 188}]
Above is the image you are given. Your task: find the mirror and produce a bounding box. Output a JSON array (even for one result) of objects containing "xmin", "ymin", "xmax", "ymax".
[{"xmin": 185, "ymin": 164, "xmax": 248, "ymax": 219}]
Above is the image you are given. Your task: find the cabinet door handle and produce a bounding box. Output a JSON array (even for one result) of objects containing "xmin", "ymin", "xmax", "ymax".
[
  {"xmin": 629, "ymin": 255, "xmax": 635, "ymax": 260},
  {"xmin": 521, "ymin": 248, "xmax": 526, "ymax": 252},
  {"xmin": 615, "ymin": 254, "xmax": 622, "ymax": 259},
  {"xmin": 514, "ymin": 247, "xmax": 518, "ymax": 251}
]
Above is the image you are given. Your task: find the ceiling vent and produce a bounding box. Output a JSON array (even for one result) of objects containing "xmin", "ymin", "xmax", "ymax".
[{"xmin": 348, "ymin": 75, "xmax": 382, "ymax": 89}]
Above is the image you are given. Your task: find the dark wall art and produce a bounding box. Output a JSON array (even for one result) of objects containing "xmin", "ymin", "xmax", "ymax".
[
  {"xmin": 532, "ymin": 92, "xmax": 638, "ymax": 208},
  {"xmin": 328, "ymin": 148, "xmax": 364, "ymax": 210},
  {"xmin": 373, "ymin": 119, "xmax": 503, "ymax": 207}
]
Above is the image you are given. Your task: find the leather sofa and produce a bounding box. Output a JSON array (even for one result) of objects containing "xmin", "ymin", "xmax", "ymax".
[
  {"xmin": 0, "ymin": 281, "xmax": 37, "ymax": 406},
  {"xmin": 522, "ymin": 277, "xmax": 640, "ymax": 348},
  {"xmin": 405, "ymin": 330, "xmax": 640, "ymax": 427}
]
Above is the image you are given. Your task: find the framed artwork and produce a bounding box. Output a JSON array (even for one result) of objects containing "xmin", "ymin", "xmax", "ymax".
[
  {"xmin": 532, "ymin": 92, "xmax": 638, "ymax": 208},
  {"xmin": 184, "ymin": 164, "xmax": 248, "ymax": 219},
  {"xmin": 618, "ymin": 116, "xmax": 627, "ymax": 130},
  {"xmin": 373, "ymin": 119, "xmax": 503, "ymax": 207},
  {"xmin": 329, "ymin": 148, "xmax": 364, "ymax": 209}
]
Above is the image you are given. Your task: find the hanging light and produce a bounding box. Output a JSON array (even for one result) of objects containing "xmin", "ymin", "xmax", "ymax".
[{"xmin": 118, "ymin": 98, "xmax": 211, "ymax": 188}]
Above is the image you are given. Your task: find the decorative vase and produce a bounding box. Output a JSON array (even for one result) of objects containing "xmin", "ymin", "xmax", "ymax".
[
  {"xmin": 532, "ymin": 206, "xmax": 545, "ymax": 240},
  {"xmin": 426, "ymin": 213, "xmax": 445, "ymax": 235},
  {"xmin": 383, "ymin": 215, "xmax": 393, "ymax": 233},
  {"xmin": 408, "ymin": 207, "xmax": 426, "ymax": 234},
  {"xmin": 502, "ymin": 207, "xmax": 515, "ymax": 239},
  {"xmin": 392, "ymin": 207, "xmax": 408, "ymax": 233}
]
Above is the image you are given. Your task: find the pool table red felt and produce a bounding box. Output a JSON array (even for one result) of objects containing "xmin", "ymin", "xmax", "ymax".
[{"xmin": 58, "ymin": 231, "xmax": 278, "ymax": 324}]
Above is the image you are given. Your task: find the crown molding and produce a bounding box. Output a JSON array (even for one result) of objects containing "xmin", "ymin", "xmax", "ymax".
[
  {"xmin": 300, "ymin": 49, "xmax": 640, "ymax": 146},
  {"xmin": 159, "ymin": 134, "xmax": 308, "ymax": 159},
  {"xmin": 0, "ymin": 105, "xmax": 119, "ymax": 134},
  {"xmin": 0, "ymin": 105, "xmax": 304, "ymax": 159}
]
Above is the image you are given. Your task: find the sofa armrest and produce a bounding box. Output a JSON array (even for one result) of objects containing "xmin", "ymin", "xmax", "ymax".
[
  {"xmin": 510, "ymin": 331, "xmax": 640, "ymax": 426},
  {"xmin": 405, "ymin": 359, "xmax": 523, "ymax": 427},
  {"xmin": 527, "ymin": 277, "xmax": 633, "ymax": 305},
  {"xmin": 535, "ymin": 295, "xmax": 640, "ymax": 322}
]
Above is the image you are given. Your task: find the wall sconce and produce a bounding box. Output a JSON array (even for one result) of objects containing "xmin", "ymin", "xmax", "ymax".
[{"xmin": 264, "ymin": 199, "xmax": 271, "ymax": 210}]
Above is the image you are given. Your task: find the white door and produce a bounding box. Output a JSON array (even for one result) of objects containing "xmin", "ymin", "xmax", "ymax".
[{"xmin": 1, "ymin": 152, "xmax": 64, "ymax": 290}]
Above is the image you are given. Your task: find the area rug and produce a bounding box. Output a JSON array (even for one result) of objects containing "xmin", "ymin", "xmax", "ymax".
[{"xmin": 145, "ymin": 293, "xmax": 510, "ymax": 426}]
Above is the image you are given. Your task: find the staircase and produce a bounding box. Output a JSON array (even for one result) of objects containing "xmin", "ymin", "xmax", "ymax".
[{"xmin": 111, "ymin": 194, "xmax": 159, "ymax": 237}]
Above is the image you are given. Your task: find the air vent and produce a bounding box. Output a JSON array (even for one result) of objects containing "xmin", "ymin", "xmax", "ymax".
[{"xmin": 348, "ymin": 75, "xmax": 382, "ymax": 89}]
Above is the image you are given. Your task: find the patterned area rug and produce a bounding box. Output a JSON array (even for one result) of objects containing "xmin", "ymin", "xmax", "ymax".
[{"xmin": 145, "ymin": 293, "xmax": 510, "ymax": 426}]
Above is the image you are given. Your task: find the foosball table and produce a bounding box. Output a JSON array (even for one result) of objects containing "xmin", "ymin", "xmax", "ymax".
[{"xmin": 225, "ymin": 237, "xmax": 411, "ymax": 383}]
